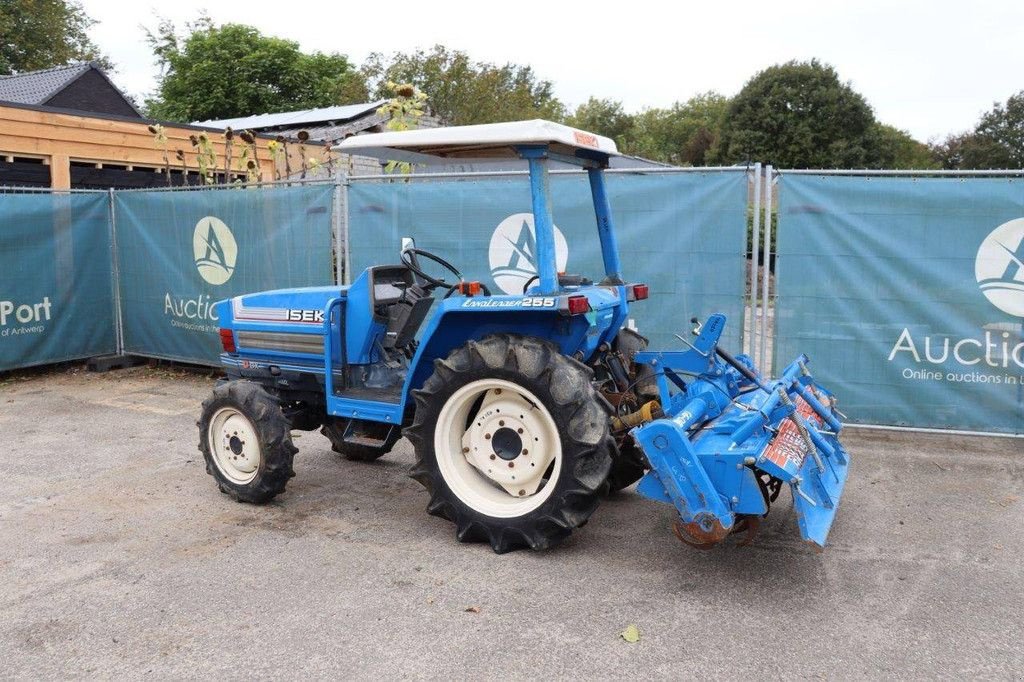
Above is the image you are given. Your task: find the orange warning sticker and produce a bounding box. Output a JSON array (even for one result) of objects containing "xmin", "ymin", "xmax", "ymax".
[
  {"xmin": 763, "ymin": 398, "xmax": 820, "ymax": 470},
  {"xmin": 573, "ymin": 131, "xmax": 599, "ymax": 148}
]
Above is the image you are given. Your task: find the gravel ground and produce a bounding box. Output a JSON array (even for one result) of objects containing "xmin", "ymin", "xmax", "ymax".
[{"xmin": 0, "ymin": 366, "xmax": 1021, "ymax": 680}]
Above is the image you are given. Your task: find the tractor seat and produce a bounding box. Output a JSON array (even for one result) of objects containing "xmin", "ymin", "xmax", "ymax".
[
  {"xmin": 384, "ymin": 291, "xmax": 433, "ymax": 350},
  {"xmin": 368, "ymin": 266, "xmax": 433, "ymax": 351}
]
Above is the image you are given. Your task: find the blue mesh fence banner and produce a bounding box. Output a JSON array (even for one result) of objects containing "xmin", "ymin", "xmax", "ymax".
[
  {"xmin": 776, "ymin": 174, "xmax": 1024, "ymax": 434},
  {"xmin": 347, "ymin": 171, "xmax": 749, "ymax": 350},
  {"xmin": 0, "ymin": 192, "xmax": 116, "ymax": 371},
  {"xmin": 114, "ymin": 185, "xmax": 335, "ymax": 365}
]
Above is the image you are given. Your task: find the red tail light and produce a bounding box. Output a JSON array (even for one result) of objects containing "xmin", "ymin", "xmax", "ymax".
[
  {"xmin": 632, "ymin": 283, "xmax": 649, "ymax": 301},
  {"xmin": 566, "ymin": 295, "xmax": 590, "ymax": 315},
  {"xmin": 219, "ymin": 328, "xmax": 236, "ymax": 353}
]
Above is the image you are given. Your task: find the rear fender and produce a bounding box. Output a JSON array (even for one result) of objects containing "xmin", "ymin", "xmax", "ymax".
[
  {"xmin": 403, "ymin": 285, "xmax": 626, "ymax": 394},
  {"xmin": 404, "ymin": 302, "xmax": 588, "ymax": 393}
]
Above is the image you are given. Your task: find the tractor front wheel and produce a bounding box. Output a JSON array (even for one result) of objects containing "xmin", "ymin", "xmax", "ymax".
[
  {"xmin": 198, "ymin": 380, "xmax": 297, "ymax": 503},
  {"xmin": 407, "ymin": 334, "xmax": 613, "ymax": 553}
]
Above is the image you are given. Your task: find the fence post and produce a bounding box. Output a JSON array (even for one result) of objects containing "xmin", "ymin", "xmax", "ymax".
[
  {"xmin": 108, "ymin": 187, "xmax": 124, "ymax": 355},
  {"xmin": 759, "ymin": 165, "xmax": 774, "ymax": 372},
  {"xmin": 748, "ymin": 163, "xmax": 762, "ymax": 358},
  {"xmin": 334, "ymin": 168, "xmax": 351, "ymax": 285}
]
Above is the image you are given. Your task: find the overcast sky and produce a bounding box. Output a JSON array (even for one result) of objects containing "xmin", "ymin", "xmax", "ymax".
[{"xmin": 80, "ymin": 0, "xmax": 1023, "ymax": 142}]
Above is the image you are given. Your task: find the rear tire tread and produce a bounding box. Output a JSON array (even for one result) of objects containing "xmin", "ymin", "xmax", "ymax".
[{"xmin": 406, "ymin": 334, "xmax": 613, "ymax": 554}]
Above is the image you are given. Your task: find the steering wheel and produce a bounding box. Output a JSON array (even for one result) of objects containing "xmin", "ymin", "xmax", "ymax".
[{"xmin": 401, "ymin": 247, "xmax": 462, "ymax": 289}]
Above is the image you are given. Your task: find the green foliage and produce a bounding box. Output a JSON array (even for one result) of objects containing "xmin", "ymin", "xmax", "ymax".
[
  {"xmin": 566, "ymin": 98, "xmax": 635, "ymax": 145},
  {"xmin": 362, "ymin": 45, "xmax": 564, "ymax": 125},
  {"xmin": 377, "ymin": 82, "xmax": 428, "ymax": 174},
  {"xmin": 971, "ymin": 91, "xmax": 1024, "ymax": 167},
  {"xmin": 872, "ymin": 123, "xmax": 940, "ymax": 169},
  {"xmin": 0, "ymin": 0, "xmax": 111, "ymax": 74},
  {"xmin": 627, "ymin": 93, "xmax": 729, "ymax": 165},
  {"xmin": 712, "ymin": 59, "xmax": 882, "ymax": 168},
  {"xmin": 145, "ymin": 16, "xmax": 367, "ymax": 122},
  {"xmin": 932, "ymin": 91, "xmax": 1024, "ymax": 169},
  {"xmin": 566, "ymin": 93, "xmax": 727, "ymax": 165}
]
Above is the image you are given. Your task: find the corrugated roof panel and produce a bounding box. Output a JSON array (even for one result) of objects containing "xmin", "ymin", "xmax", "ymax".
[{"xmin": 194, "ymin": 101, "xmax": 386, "ymax": 130}]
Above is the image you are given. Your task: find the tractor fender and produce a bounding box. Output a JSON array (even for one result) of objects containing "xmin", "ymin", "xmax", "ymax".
[{"xmin": 403, "ymin": 303, "xmax": 591, "ymax": 397}]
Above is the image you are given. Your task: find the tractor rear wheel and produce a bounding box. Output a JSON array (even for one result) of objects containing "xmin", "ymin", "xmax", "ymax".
[
  {"xmin": 198, "ymin": 380, "xmax": 297, "ymax": 503},
  {"xmin": 407, "ymin": 334, "xmax": 613, "ymax": 553}
]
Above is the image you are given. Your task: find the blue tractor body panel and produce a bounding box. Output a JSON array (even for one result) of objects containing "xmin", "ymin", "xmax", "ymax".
[{"xmin": 219, "ymin": 269, "xmax": 631, "ymax": 425}]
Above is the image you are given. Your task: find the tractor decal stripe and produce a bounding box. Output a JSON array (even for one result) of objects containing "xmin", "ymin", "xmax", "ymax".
[
  {"xmin": 235, "ymin": 330, "xmax": 323, "ymax": 355},
  {"xmin": 231, "ymin": 298, "xmax": 290, "ymax": 322}
]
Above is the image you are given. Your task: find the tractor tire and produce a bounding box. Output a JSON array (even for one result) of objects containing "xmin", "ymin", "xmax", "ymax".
[
  {"xmin": 607, "ymin": 438, "xmax": 648, "ymax": 493},
  {"xmin": 198, "ymin": 380, "xmax": 297, "ymax": 504},
  {"xmin": 321, "ymin": 418, "xmax": 401, "ymax": 462},
  {"xmin": 406, "ymin": 334, "xmax": 613, "ymax": 553}
]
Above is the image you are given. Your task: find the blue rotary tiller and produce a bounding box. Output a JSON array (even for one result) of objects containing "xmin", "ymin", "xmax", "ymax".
[
  {"xmin": 631, "ymin": 314, "xmax": 849, "ymax": 549},
  {"xmin": 198, "ymin": 120, "xmax": 851, "ymax": 553}
]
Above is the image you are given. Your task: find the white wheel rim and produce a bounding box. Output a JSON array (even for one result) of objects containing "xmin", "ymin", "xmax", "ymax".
[
  {"xmin": 208, "ymin": 406, "xmax": 261, "ymax": 485},
  {"xmin": 434, "ymin": 378, "xmax": 562, "ymax": 518}
]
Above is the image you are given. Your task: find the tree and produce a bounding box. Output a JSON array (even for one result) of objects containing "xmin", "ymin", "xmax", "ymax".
[
  {"xmin": 0, "ymin": 0, "xmax": 111, "ymax": 74},
  {"xmin": 932, "ymin": 91, "xmax": 1024, "ymax": 169},
  {"xmin": 362, "ymin": 45, "xmax": 564, "ymax": 125},
  {"xmin": 872, "ymin": 124, "xmax": 939, "ymax": 170},
  {"xmin": 145, "ymin": 17, "xmax": 367, "ymax": 122},
  {"xmin": 627, "ymin": 93, "xmax": 729, "ymax": 165},
  {"xmin": 712, "ymin": 60, "xmax": 882, "ymax": 168},
  {"xmin": 567, "ymin": 98, "xmax": 635, "ymax": 146}
]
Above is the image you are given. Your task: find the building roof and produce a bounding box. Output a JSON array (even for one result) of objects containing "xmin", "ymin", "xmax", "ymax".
[
  {"xmin": 334, "ymin": 119, "xmax": 620, "ymax": 165},
  {"xmin": 0, "ymin": 62, "xmax": 139, "ymax": 115},
  {"xmin": 0, "ymin": 63, "xmax": 93, "ymax": 104},
  {"xmin": 194, "ymin": 101, "xmax": 387, "ymax": 131}
]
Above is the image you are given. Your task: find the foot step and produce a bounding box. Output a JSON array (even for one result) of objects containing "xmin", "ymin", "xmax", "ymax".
[{"xmin": 344, "ymin": 434, "xmax": 388, "ymax": 448}]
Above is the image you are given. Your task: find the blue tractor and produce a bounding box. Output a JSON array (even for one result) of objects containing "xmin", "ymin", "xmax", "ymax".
[{"xmin": 198, "ymin": 120, "xmax": 850, "ymax": 552}]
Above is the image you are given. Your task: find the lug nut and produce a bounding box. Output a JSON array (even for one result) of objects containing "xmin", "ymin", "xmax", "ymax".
[
  {"xmin": 485, "ymin": 433, "xmax": 491, "ymax": 440},
  {"xmin": 495, "ymin": 388, "xmax": 502, "ymax": 394},
  {"xmin": 508, "ymin": 462, "xmax": 514, "ymax": 468},
  {"xmin": 490, "ymin": 454, "xmax": 496, "ymax": 460},
  {"xmin": 499, "ymin": 420, "xmax": 505, "ymax": 426},
  {"xmin": 463, "ymin": 447, "xmax": 469, "ymax": 453},
  {"xmin": 522, "ymin": 449, "xmax": 528, "ymax": 455},
  {"xmin": 517, "ymin": 428, "xmax": 523, "ymax": 434},
  {"xmin": 518, "ymin": 490, "xmax": 525, "ymax": 496}
]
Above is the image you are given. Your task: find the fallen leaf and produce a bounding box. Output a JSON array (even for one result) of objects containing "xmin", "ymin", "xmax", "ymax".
[
  {"xmin": 464, "ymin": 606, "xmax": 480, "ymax": 614},
  {"xmin": 620, "ymin": 624, "xmax": 640, "ymax": 643}
]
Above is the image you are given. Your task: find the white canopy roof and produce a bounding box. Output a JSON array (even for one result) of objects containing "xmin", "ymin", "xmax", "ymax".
[{"xmin": 333, "ymin": 119, "xmax": 619, "ymax": 164}]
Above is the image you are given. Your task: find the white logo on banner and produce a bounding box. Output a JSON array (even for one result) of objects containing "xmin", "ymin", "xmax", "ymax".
[
  {"xmin": 488, "ymin": 213, "xmax": 568, "ymax": 295},
  {"xmin": 193, "ymin": 216, "xmax": 237, "ymax": 285},
  {"xmin": 976, "ymin": 218, "xmax": 1024, "ymax": 318}
]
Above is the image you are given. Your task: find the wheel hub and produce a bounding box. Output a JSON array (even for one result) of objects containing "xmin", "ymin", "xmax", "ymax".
[
  {"xmin": 458, "ymin": 385, "xmax": 557, "ymax": 499},
  {"xmin": 208, "ymin": 407, "xmax": 261, "ymax": 484},
  {"xmin": 491, "ymin": 427, "xmax": 523, "ymax": 461}
]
